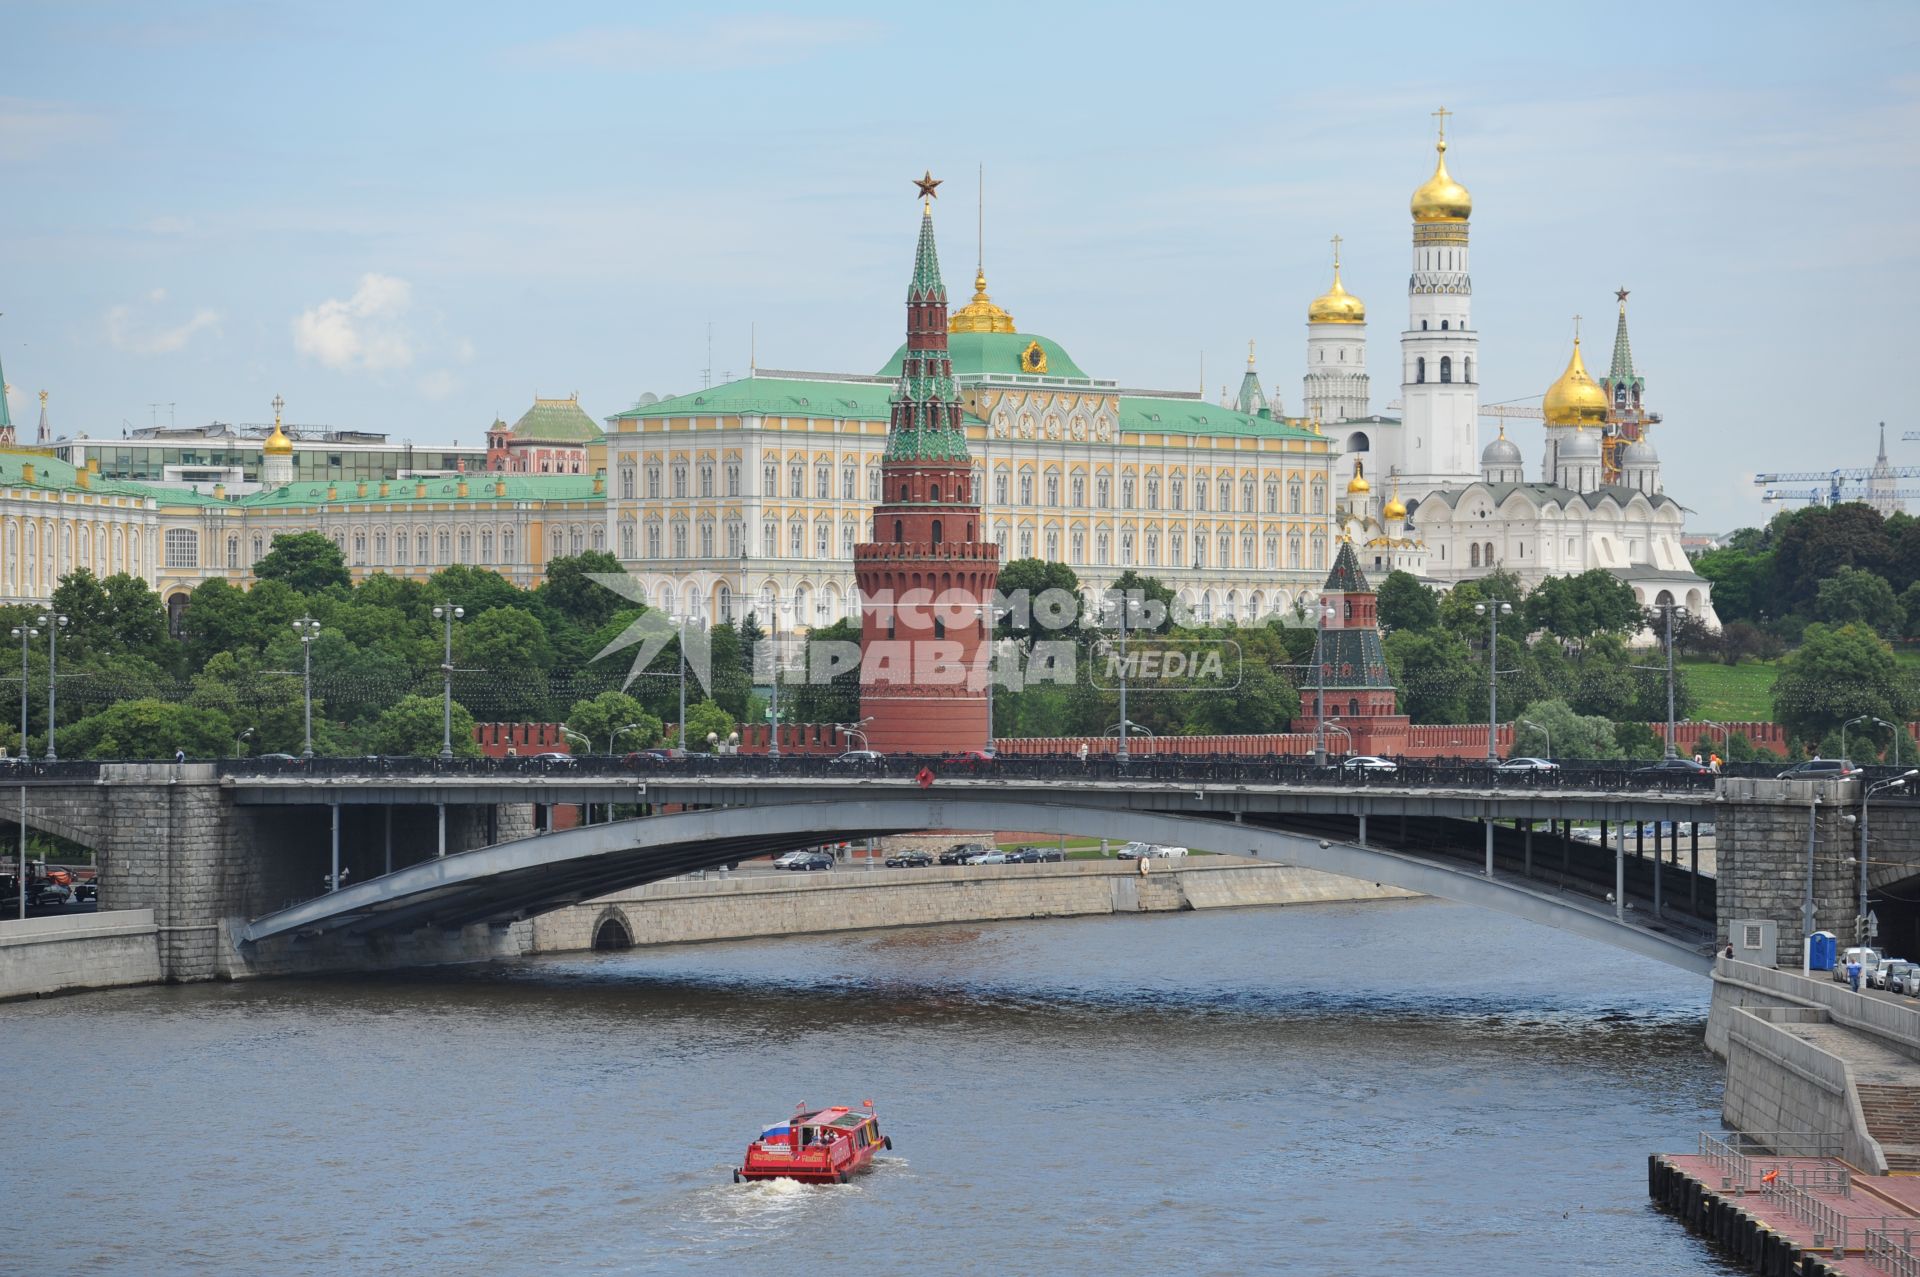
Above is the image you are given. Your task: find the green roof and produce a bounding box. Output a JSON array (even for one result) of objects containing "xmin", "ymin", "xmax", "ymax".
[
  {"xmin": 612, "ymin": 376, "xmax": 899, "ymax": 421},
  {"xmin": 0, "ymin": 450, "xmax": 181, "ymax": 502},
  {"xmin": 909, "ymin": 206, "xmax": 945, "ymax": 304},
  {"xmin": 877, "ymin": 331, "xmax": 1089, "ymax": 381},
  {"xmin": 236, "ymin": 473, "xmax": 601, "ymax": 508},
  {"xmin": 1118, "ymin": 396, "xmax": 1324, "ymax": 441},
  {"xmin": 509, "ymin": 397, "xmax": 603, "ymax": 444}
]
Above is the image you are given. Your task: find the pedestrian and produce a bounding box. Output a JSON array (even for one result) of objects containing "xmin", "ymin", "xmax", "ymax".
[
  {"xmin": 1848, "ymin": 959, "xmax": 1863, "ymax": 992},
  {"xmin": 1723, "ymin": 942, "xmax": 1734, "ymax": 959},
  {"xmin": 1077, "ymin": 742, "xmax": 1089, "ymax": 765},
  {"xmin": 1693, "ymin": 752, "xmax": 1703, "ymax": 766},
  {"xmin": 173, "ymin": 747, "xmax": 185, "ymax": 764},
  {"xmin": 1709, "ymin": 752, "xmax": 1722, "ymax": 773}
]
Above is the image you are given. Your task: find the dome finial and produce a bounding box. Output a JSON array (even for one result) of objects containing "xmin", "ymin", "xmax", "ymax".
[
  {"xmin": 1308, "ymin": 233, "xmax": 1366, "ymax": 325},
  {"xmin": 1383, "ymin": 472, "xmax": 1407, "ymax": 520},
  {"xmin": 1347, "ymin": 458, "xmax": 1371, "ymax": 496},
  {"xmin": 1543, "ymin": 327, "xmax": 1608, "ymax": 428},
  {"xmin": 1411, "ymin": 113, "xmax": 1472, "ymax": 222},
  {"xmin": 1247, "ymin": 339, "xmax": 1256, "ymax": 368}
]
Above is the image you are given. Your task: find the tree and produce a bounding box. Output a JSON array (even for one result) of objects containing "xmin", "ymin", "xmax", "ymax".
[
  {"xmin": 1814, "ymin": 566, "xmax": 1905, "ymax": 638},
  {"xmin": 995, "ymin": 558, "xmax": 1083, "ymax": 645},
  {"xmin": 565, "ymin": 690, "xmax": 661, "ymax": 754},
  {"xmin": 1693, "ymin": 545, "xmax": 1774, "ymax": 625},
  {"xmin": 1715, "ymin": 620, "xmax": 1781, "ymax": 666},
  {"xmin": 706, "ymin": 621, "xmax": 752, "ymax": 718},
  {"xmin": 539, "ymin": 551, "xmax": 625, "ymax": 631},
  {"xmin": 1104, "ymin": 570, "xmax": 1176, "ymax": 633},
  {"xmin": 253, "ymin": 531, "xmax": 351, "ymax": 595},
  {"xmin": 1771, "ymin": 623, "xmax": 1915, "ymax": 746},
  {"xmin": 1770, "ymin": 503, "xmax": 1894, "ymax": 616},
  {"xmin": 1612, "ymin": 720, "xmax": 1666, "ymax": 760},
  {"xmin": 678, "ymin": 699, "xmax": 738, "ymax": 751},
  {"xmin": 1904, "ymin": 583, "xmax": 1920, "ymax": 640},
  {"xmin": 426, "ymin": 564, "xmax": 524, "ymax": 618},
  {"xmin": 784, "ymin": 617, "xmax": 861, "ymax": 726},
  {"xmin": 63, "ymin": 699, "xmax": 235, "ymax": 760},
  {"xmin": 1382, "ymin": 630, "xmax": 1476, "ymax": 724},
  {"xmin": 369, "ymin": 694, "xmax": 480, "ymax": 757},
  {"xmin": 1510, "ymin": 698, "xmax": 1623, "ymax": 760},
  {"xmin": 1375, "ymin": 571, "xmax": 1439, "ymax": 634},
  {"xmin": 1524, "ymin": 570, "xmax": 1641, "ymax": 640}
]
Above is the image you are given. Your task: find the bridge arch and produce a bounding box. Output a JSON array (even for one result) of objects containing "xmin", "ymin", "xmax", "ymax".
[
  {"xmin": 591, "ymin": 908, "xmax": 634, "ymax": 951},
  {"xmin": 242, "ymin": 796, "xmax": 1712, "ymax": 973},
  {"xmin": 0, "ymin": 793, "xmax": 107, "ymax": 856}
]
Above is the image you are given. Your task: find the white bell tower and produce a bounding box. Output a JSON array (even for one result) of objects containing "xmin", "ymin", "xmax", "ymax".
[{"xmin": 1398, "ymin": 108, "xmax": 1481, "ymax": 503}]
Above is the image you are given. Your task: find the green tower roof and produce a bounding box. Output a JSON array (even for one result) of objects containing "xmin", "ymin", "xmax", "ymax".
[{"xmin": 909, "ymin": 206, "xmax": 946, "ymax": 304}]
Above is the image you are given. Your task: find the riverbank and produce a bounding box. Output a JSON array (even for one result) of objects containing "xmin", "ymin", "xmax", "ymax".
[{"xmin": 530, "ymin": 856, "xmax": 1415, "ymax": 953}]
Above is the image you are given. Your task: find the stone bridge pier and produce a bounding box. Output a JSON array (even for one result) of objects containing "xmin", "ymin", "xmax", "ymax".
[{"xmin": 0, "ymin": 764, "xmax": 538, "ymax": 982}]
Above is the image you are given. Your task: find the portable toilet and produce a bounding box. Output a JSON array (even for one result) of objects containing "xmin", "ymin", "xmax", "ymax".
[{"xmin": 1809, "ymin": 931, "xmax": 1839, "ymax": 972}]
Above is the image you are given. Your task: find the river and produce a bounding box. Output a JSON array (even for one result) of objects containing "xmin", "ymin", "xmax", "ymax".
[{"xmin": 1, "ymin": 898, "xmax": 1738, "ymax": 1276}]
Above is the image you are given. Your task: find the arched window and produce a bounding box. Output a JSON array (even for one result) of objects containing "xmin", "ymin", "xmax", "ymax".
[
  {"xmin": 815, "ymin": 464, "xmax": 829, "ymax": 499},
  {"xmin": 1264, "ymin": 481, "xmax": 1278, "ymax": 513},
  {"xmin": 619, "ymin": 465, "xmax": 635, "ymax": 499},
  {"xmin": 1470, "ymin": 543, "xmax": 1481, "ymax": 568},
  {"xmin": 698, "ymin": 463, "xmax": 714, "ymax": 497},
  {"xmin": 1345, "ymin": 431, "xmax": 1370, "ymax": 453},
  {"xmin": 1416, "ymin": 357, "xmax": 1427, "ymax": 384},
  {"xmin": 1440, "ymin": 356, "xmax": 1452, "ymax": 383},
  {"xmin": 930, "ymin": 483, "xmax": 940, "ymax": 502},
  {"xmin": 726, "ymin": 463, "xmax": 741, "ymax": 496},
  {"xmin": 842, "ymin": 467, "xmax": 855, "ymax": 499},
  {"xmin": 1463, "ymin": 357, "xmax": 1473, "ymax": 383},
  {"xmin": 646, "ymin": 465, "xmax": 661, "ymax": 499},
  {"xmin": 672, "ymin": 464, "xmax": 687, "ymax": 498},
  {"xmin": 1441, "ymin": 320, "xmax": 1449, "ymax": 330}
]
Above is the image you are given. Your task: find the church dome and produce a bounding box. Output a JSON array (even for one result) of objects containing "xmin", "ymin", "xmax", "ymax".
[
  {"xmin": 1542, "ymin": 338, "xmax": 1609, "ymax": 427},
  {"xmin": 1308, "ymin": 265, "xmax": 1365, "ymax": 325},
  {"xmin": 1622, "ymin": 436, "xmax": 1659, "ymax": 467},
  {"xmin": 1481, "ymin": 429, "xmax": 1523, "ymax": 469},
  {"xmin": 1411, "ymin": 141, "xmax": 1472, "ymax": 223},
  {"xmin": 1347, "ymin": 459, "xmax": 1371, "ymax": 495},
  {"xmin": 262, "ymin": 420, "xmax": 293, "ymax": 457},
  {"xmin": 1560, "ymin": 424, "xmax": 1601, "ymax": 460},
  {"xmin": 1382, "ymin": 484, "xmax": 1407, "ymax": 520}
]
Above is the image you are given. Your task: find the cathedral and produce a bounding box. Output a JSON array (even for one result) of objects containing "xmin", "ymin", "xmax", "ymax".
[{"xmin": 1315, "ymin": 114, "xmax": 1719, "ymax": 628}]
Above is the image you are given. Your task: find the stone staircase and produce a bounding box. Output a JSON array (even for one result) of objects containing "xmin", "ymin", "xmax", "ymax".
[{"xmin": 1856, "ymin": 1084, "xmax": 1920, "ymax": 1172}]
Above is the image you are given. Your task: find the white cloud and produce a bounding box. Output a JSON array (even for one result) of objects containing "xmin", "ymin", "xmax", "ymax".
[
  {"xmin": 522, "ymin": 15, "xmax": 876, "ymax": 72},
  {"xmin": 417, "ymin": 369, "xmax": 458, "ymax": 400},
  {"xmin": 0, "ymin": 96, "xmax": 108, "ymax": 161},
  {"xmin": 292, "ymin": 273, "xmax": 416, "ymax": 372},
  {"xmin": 104, "ymin": 295, "xmax": 220, "ymax": 355}
]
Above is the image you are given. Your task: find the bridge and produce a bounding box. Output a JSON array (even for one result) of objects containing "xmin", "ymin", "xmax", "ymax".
[{"xmin": 3, "ymin": 756, "xmax": 1913, "ymax": 983}]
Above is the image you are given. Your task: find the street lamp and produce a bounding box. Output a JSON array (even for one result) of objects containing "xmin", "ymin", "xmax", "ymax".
[
  {"xmin": 291, "ymin": 617, "xmax": 322, "ymax": 758},
  {"xmin": 1841, "ymin": 714, "xmax": 1875, "ymax": 764},
  {"xmin": 1312, "ymin": 601, "xmax": 1336, "ymax": 765},
  {"xmin": 1473, "ymin": 601, "xmax": 1512, "ymax": 765},
  {"xmin": 41, "ymin": 613, "xmax": 68, "ymax": 761},
  {"xmin": 609, "ymin": 721, "xmax": 646, "ymax": 754},
  {"xmin": 430, "ymin": 603, "xmax": 464, "ymax": 761},
  {"xmin": 1804, "ymin": 793, "xmax": 1821, "ymax": 975},
  {"xmin": 1870, "ymin": 717, "xmax": 1905, "ymax": 766},
  {"xmin": 1518, "ymin": 717, "xmax": 1551, "ymax": 761},
  {"xmin": 1658, "ymin": 603, "xmax": 1683, "ymax": 758},
  {"xmin": 11, "ymin": 619, "xmax": 38, "ymax": 922},
  {"xmin": 669, "ymin": 613, "xmax": 689, "ymax": 756},
  {"xmin": 767, "ymin": 595, "xmax": 786, "ymax": 759},
  {"xmin": 1858, "ymin": 770, "xmax": 1919, "ymax": 947}
]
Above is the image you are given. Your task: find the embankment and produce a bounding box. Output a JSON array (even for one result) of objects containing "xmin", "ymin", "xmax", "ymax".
[{"xmin": 1, "ymin": 909, "xmax": 164, "ymax": 1000}]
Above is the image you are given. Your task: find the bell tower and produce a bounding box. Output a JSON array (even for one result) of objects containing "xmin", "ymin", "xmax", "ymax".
[{"xmin": 853, "ymin": 174, "xmax": 1001, "ymax": 754}]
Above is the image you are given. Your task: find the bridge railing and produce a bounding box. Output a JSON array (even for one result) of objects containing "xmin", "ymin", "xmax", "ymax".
[
  {"xmin": 210, "ymin": 752, "xmax": 1726, "ymax": 795},
  {"xmin": 0, "ymin": 759, "xmax": 102, "ymax": 782}
]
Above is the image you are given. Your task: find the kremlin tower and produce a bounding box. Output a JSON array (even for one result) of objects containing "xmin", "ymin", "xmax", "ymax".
[
  {"xmin": 1398, "ymin": 108, "xmax": 1481, "ymax": 501},
  {"xmin": 852, "ymin": 174, "xmax": 1000, "ymax": 754}
]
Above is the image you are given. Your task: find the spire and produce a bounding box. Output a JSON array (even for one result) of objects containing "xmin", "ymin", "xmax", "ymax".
[
  {"xmin": 1877, "ymin": 420, "xmax": 1889, "ymax": 465},
  {"xmin": 0, "ymin": 337, "xmax": 11, "ymax": 434},
  {"xmin": 909, "ymin": 172, "xmax": 946, "ymax": 304},
  {"xmin": 887, "ymin": 177, "xmax": 969, "ymax": 464},
  {"xmin": 1235, "ymin": 341, "xmax": 1267, "ymax": 416},
  {"xmin": 36, "ymin": 389, "xmax": 48, "ymax": 443},
  {"xmin": 1607, "ymin": 288, "xmax": 1636, "ymax": 383}
]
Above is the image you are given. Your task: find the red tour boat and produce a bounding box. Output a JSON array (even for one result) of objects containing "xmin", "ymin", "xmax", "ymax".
[{"xmin": 735, "ymin": 1102, "xmax": 890, "ymax": 1184}]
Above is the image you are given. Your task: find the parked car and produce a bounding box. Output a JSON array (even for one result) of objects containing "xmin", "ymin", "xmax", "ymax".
[
  {"xmin": 964, "ymin": 850, "xmax": 1007, "ymax": 865},
  {"xmin": 256, "ymin": 752, "xmax": 299, "ymax": 763},
  {"xmin": 1496, "ymin": 757, "xmax": 1560, "ymax": 774},
  {"xmin": 71, "ymin": 879, "xmax": 98, "ymax": 903},
  {"xmin": 942, "ymin": 750, "xmax": 996, "ymax": 767},
  {"xmin": 830, "ymin": 750, "xmax": 886, "ymax": 768},
  {"xmin": 938, "ymin": 843, "xmax": 992, "ymax": 866},
  {"xmin": 1006, "ymin": 847, "xmax": 1066, "ymax": 864},
  {"xmin": 1776, "ymin": 758, "xmax": 1856, "ymax": 781},
  {"xmin": 884, "ymin": 850, "xmax": 933, "ymax": 868},
  {"xmin": 787, "ymin": 852, "xmax": 834, "ymax": 872},
  {"xmin": 1869, "ymin": 958, "xmax": 1907, "ymax": 990},
  {"xmin": 527, "ymin": 752, "xmax": 574, "ymax": 764},
  {"xmin": 772, "ymin": 851, "xmax": 816, "ymax": 870},
  {"xmin": 1836, "ymin": 947, "xmax": 1883, "ymax": 983},
  {"xmin": 623, "ymin": 749, "xmax": 674, "ymax": 764},
  {"xmin": 1339, "ymin": 756, "xmax": 1398, "ymax": 774},
  {"xmin": 1630, "ymin": 757, "xmax": 1713, "ymax": 781},
  {"xmin": 1114, "ymin": 841, "xmax": 1154, "ymax": 860},
  {"xmin": 30, "ymin": 881, "xmax": 71, "ymax": 907},
  {"xmin": 1887, "ymin": 964, "xmax": 1920, "ymax": 996}
]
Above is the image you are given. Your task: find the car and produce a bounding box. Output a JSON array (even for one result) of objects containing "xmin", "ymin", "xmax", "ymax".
[
  {"xmin": 623, "ymin": 749, "xmax": 673, "ymax": 764},
  {"xmin": 1339, "ymin": 756, "xmax": 1398, "ymax": 774},
  {"xmin": 1888, "ymin": 964, "xmax": 1920, "ymax": 996},
  {"xmin": 30, "ymin": 881, "xmax": 71, "ymax": 907},
  {"xmin": 1776, "ymin": 758, "xmax": 1856, "ymax": 781},
  {"xmin": 1005, "ymin": 847, "xmax": 1066, "ymax": 864},
  {"xmin": 772, "ymin": 851, "xmax": 816, "ymax": 870},
  {"xmin": 1836, "ymin": 947, "xmax": 1883, "ymax": 983},
  {"xmin": 938, "ymin": 843, "xmax": 992, "ymax": 866},
  {"xmin": 255, "ymin": 752, "xmax": 299, "ymax": 763},
  {"xmin": 786, "ymin": 852, "xmax": 834, "ymax": 872},
  {"xmin": 964, "ymin": 850, "xmax": 1008, "ymax": 865},
  {"xmin": 1496, "ymin": 757, "xmax": 1560, "ymax": 774},
  {"xmin": 527, "ymin": 752, "xmax": 574, "ymax": 764},
  {"xmin": 1630, "ymin": 757, "xmax": 1713, "ymax": 781},
  {"xmin": 1868, "ymin": 958, "xmax": 1907, "ymax": 990},
  {"xmin": 884, "ymin": 850, "xmax": 933, "ymax": 868},
  {"xmin": 71, "ymin": 879, "xmax": 98, "ymax": 903},
  {"xmin": 829, "ymin": 750, "xmax": 886, "ymax": 768},
  {"xmin": 1114, "ymin": 841, "xmax": 1154, "ymax": 860}
]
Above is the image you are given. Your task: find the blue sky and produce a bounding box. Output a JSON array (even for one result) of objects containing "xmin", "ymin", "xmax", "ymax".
[{"xmin": 3, "ymin": 0, "xmax": 1916, "ymax": 531}]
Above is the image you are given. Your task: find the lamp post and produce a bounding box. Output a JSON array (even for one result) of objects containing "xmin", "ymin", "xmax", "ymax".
[
  {"xmin": 431, "ymin": 603, "xmax": 464, "ymax": 761},
  {"xmin": 1112, "ymin": 589, "xmax": 1139, "ymax": 763},
  {"xmin": 980, "ymin": 597, "xmax": 1002, "ymax": 754},
  {"xmin": 1473, "ymin": 600, "xmax": 1512, "ymax": 765},
  {"xmin": 1841, "ymin": 715, "xmax": 1874, "ymax": 765},
  {"xmin": 767, "ymin": 596, "xmax": 784, "ymax": 759},
  {"xmin": 669, "ymin": 613, "xmax": 688, "ymax": 756},
  {"xmin": 1518, "ymin": 718, "xmax": 1551, "ymax": 762},
  {"xmin": 609, "ymin": 722, "xmax": 645, "ymax": 755},
  {"xmin": 12, "ymin": 619, "xmax": 38, "ymax": 921},
  {"xmin": 1312, "ymin": 601, "xmax": 1336, "ymax": 766},
  {"xmin": 1860, "ymin": 770, "xmax": 1918, "ymax": 946},
  {"xmin": 1804, "ymin": 793, "xmax": 1821, "ymax": 975},
  {"xmin": 42, "ymin": 613, "xmax": 68, "ymax": 761},
  {"xmin": 291, "ymin": 616, "xmax": 322, "ymax": 758},
  {"xmin": 1659, "ymin": 603, "xmax": 1682, "ymax": 758},
  {"xmin": 1870, "ymin": 717, "xmax": 1905, "ymax": 766}
]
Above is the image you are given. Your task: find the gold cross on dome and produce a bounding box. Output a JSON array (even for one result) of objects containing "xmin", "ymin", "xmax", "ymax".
[
  {"xmin": 1573, "ymin": 314, "xmax": 1583, "ymax": 342},
  {"xmin": 1331, "ymin": 233, "xmax": 1343, "ymax": 268},
  {"xmin": 1432, "ymin": 106, "xmax": 1452, "ymax": 140}
]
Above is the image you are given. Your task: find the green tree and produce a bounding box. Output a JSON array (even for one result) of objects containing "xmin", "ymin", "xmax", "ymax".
[
  {"xmin": 1770, "ymin": 503, "xmax": 1894, "ymax": 616},
  {"xmin": 678, "ymin": 699, "xmax": 738, "ymax": 751},
  {"xmin": 1771, "ymin": 622, "xmax": 1915, "ymax": 745},
  {"xmin": 539, "ymin": 550, "xmax": 625, "ymax": 631},
  {"xmin": 369, "ymin": 693, "xmax": 480, "ymax": 757},
  {"xmin": 1814, "ymin": 566, "xmax": 1905, "ymax": 638},
  {"xmin": 1524, "ymin": 569, "xmax": 1641, "ymax": 640},
  {"xmin": 1611, "ymin": 720, "xmax": 1666, "ymax": 760},
  {"xmin": 784, "ymin": 617, "xmax": 861, "ymax": 726},
  {"xmin": 454, "ymin": 606, "xmax": 555, "ymax": 721},
  {"xmin": 1375, "ymin": 571, "xmax": 1439, "ymax": 634},
  {"xmin": 426, "ymin": 564, "xmax": 524, "ymax": 618},
  {"xmin": 1104, "ymin": 570, "xmax": 1176, "ymax": 633},
  {"xmin": 565, "ymin": 690, "xmax": 662, "ymax": 754},
  {"xmin": 1693, "ymin": 545, "xmax": 1774, "ymax": 625},
  {"xmin": 706, "ymin": 621, "xmax": 752, "ymax": 718},
  {"xmin": 995, "ymin": 558, "xmax": 1083, "ymax": 645},
  {"xmin": 253, "ymin": 531, "xmax": 351, "ymax": 595},
  {"xmin": 1902, "ymin": 583, "xmax": 1920, "ymax": 640},
  {"xmin": 1382, "ymin": 630, "xmax": 1476, "ymax": 724},
  {"xmin": 1510, "ymin": 698, "xmax": 1623, "ymax": 760},
  {"xmin": 63, "ymin": 698, "xmax": 236, "ymax": 760}
]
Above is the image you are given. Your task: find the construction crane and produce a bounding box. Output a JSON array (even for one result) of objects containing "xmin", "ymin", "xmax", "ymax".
[
  {"xmin": 1762, "ymin": 485, "xmax": 1920, "ymax": 505},
  {"xmin": 1753, "ymin": 464, "xmax": 1920, "ymax": 506}
]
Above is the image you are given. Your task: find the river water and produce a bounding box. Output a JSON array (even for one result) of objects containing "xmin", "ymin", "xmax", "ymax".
[{"xmin": 2, "ymin": 899, "xmax": 1738, "ymax": 1276}]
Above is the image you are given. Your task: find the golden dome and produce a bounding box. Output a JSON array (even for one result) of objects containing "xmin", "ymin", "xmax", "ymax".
[
  {"xmin": 262, "ymin": 418, "xmax": 293, "ymax": 457},
  {"xmin": 1411, "ymin": 140, "xmax": 1472, "ymax": 223},
  {"xmin": 1308, "ymin": 265, "xmax": 1365, "ymax": 325},
  {"xmin": 1383, "ymin": 477, "xmax": 1406, "ymax": 520},
  {"xmin": 1542, "ymin": 337, "xmax": 1609, "ymax": 427},
  {"xmin": 1347, "ymin": 459, "xmax": 1371, "ymax": 495},
  {"xmin": 948, "ymin": 269, "xmax": 1016, "ymax": 335}
]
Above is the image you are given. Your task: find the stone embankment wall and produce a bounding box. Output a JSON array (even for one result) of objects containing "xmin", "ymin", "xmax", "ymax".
[
  {"xmin": 0, "ymin": 909, "xmax": 162, "ymax": 1000},
  {"xmin": 530, "ymin": 857, "xmax": 1414, "ymax": 953}
]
